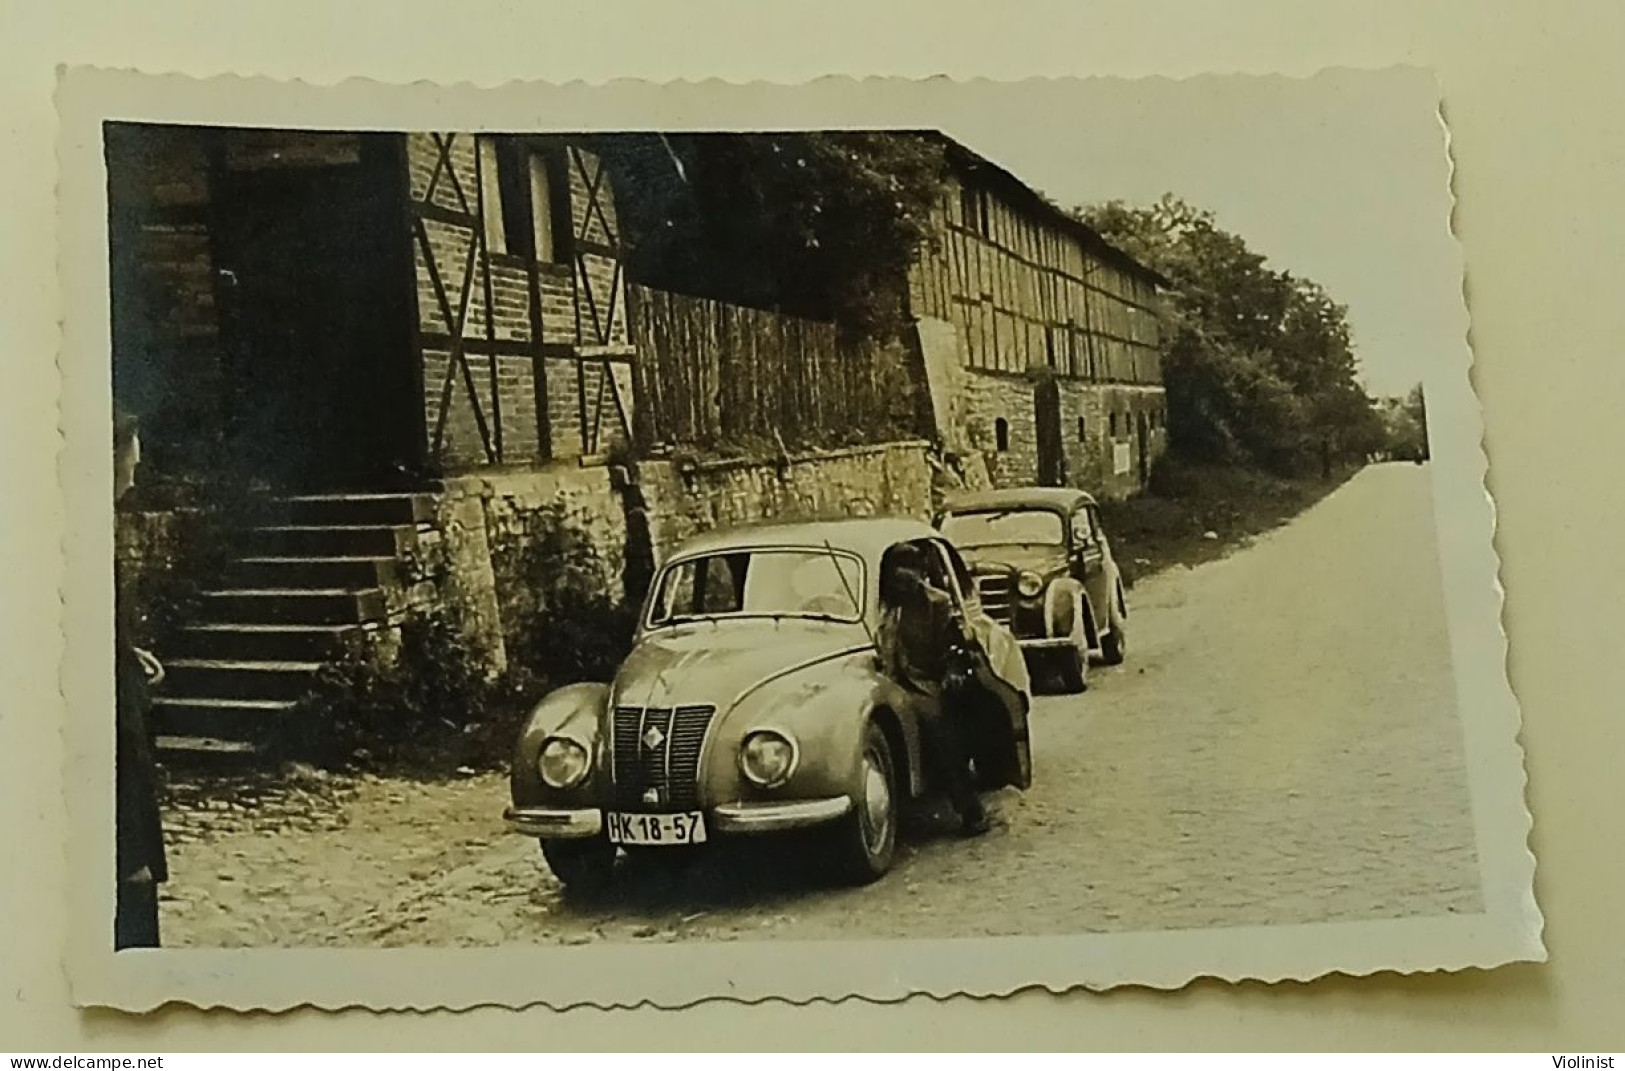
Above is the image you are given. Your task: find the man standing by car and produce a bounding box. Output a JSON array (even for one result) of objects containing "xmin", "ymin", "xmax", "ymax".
[
  {"xmin": 113, "ymin": 410, "xmax": 168, "ymax": 948},
  {"xmin": 876, "ymin": 543, "xmax": 991, "ymax": 837}
]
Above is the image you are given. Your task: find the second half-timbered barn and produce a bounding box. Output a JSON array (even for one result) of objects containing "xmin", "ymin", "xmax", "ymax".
[{"xmin": 907, "ymin": 135, "xmax": 1169, "ymax": 497}]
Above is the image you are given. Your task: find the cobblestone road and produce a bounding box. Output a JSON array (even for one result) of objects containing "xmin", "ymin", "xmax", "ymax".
[{"xmin": 161, "ymin": 463, "xmax": 1482, "ymax": 947}]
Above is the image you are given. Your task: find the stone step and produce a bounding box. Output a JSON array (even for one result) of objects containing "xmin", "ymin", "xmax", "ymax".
[
  {"xmin": 163, "ymin": 657, "xmax": 325, "ymax": 702},
  {"xmin": 172, "ymin": 622, "xmax": 358, "ymax": 662},
  {"xmin": 242, "ymin": 524, "xmax": 416, "ymax": 558},
  {"xmin": 154, "ymin": 733, "xmax": 271, "ymax": 767},
  {"xmin": 230, "ymin": 555, "xmax": 401, "ymax": 590},
  {"xmin": 279, "ymin": 492, "xmax": 436, "ymax": 527},
  {"xmin": 150, "ymin": 696, "xmax": 300, "ymax": 746},
  {"xmin": 198, "ymin": 587, "xmax": 387, "ymax": 626}
]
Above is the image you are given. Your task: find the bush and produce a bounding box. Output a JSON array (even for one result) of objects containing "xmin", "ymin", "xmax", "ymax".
[
  {"xmin": 294, "ymin": 613, "xmax": 504, "ymax": 770},
  {"xmin": 116, "ymin": 478, "xmax": 277, "ymax": 651},
  {"xmin": 504, "ymin": 501, "xmax": 639, "ymax": 688},
  {"xmin": 295, "ymin": 503, "xmax": 640, "ymax": 772}
]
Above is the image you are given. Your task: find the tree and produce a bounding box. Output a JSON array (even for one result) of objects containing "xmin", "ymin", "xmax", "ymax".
[
  {"xmin": 1081, "ymin": 195, "xmax": 1380, "ymax": 476},
  {"xmin": 1381, "ymin": 383, "xmax": 1430, "ymax": 461},
  {"xmin": 598, "ymin": 132, "xmax": 948, "ymax": 340}
]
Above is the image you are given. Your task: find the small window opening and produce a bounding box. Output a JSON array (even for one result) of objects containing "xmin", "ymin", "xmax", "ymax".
[
  {"xmin": 1077, "ymin": 416, "xmax": 1087, "ymax": 441},
  {"xmin": 527, "ymin": 153, "xmax": 556, "ymax": 262},
  {"xmin": 994, "ymin": 418, "xmax": 1011, "ymax": 452},
  {"xmin": 477, "ymin": 136, "xmax": 508, "ymax": 255},
  {"xmin": 959, "ymin": 184, "xmax": 979, "ymax": 230},
  {"xmin": 481, "ymin": 136, "xmax": 553, "ymax": 261}
]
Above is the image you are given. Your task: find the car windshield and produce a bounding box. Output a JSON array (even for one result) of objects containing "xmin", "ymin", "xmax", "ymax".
[
  {"xmin": 940, "ymin": 509, "xmax": 1064, "ymax": 548},
  {"xmin": 648, "ymin": 548, "xmax": 867, "ymax": 626}
]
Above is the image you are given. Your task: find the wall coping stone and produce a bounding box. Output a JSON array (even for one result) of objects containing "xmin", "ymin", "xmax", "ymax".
[{"xmin": 682, "ymin": 438, "xmax": 932, "ymax": 477}]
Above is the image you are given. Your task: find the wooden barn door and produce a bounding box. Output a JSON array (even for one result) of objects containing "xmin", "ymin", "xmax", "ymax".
[
  {"xmin": 212, "ymin": 133, "xmax": 419, "ymax": 488},
  {"xmin": 1033, "ymin": 376, "xmax": 1066, "ymax": 487},
  {"xmin": 1136, "ymin": 410, "xmax": 1150, "ymax": 487}
]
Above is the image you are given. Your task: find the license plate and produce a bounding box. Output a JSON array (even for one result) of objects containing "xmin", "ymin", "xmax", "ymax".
[{"xmin": 605, "ymin": 811, "xmax": 707, "ymax": 846}]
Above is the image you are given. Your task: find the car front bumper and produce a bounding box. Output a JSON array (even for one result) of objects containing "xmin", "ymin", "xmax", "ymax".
[
  {"xmin": 1017, "ymin": 636, "xmax": 1078, "ymax": 651},
  {"xmin": 503, "ymin": 806, "xmax": 603, "ymax": 838},
  {"xmin": 712, "ymin": 796, "xmax": 852, "ymax": 832},
  {"xmin": 503, "ymin": 797, "xmax": 853, "ymax": 839}
]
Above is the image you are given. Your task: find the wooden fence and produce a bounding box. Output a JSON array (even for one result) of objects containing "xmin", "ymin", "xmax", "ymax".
[{"xmin": 628, "ymin": 284, "xmax": 909, "ymax": 450}]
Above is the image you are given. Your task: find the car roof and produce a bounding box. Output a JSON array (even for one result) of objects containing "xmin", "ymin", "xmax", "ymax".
[
  {"xmin": 667, "ymin": 516, "xmax": 942, "ymax": 564},
  {"xmin": 939, "ymin": 486, "xmax": 1099, "ymax": 513}
]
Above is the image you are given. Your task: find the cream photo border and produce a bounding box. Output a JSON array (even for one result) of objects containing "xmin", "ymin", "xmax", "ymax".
[{"xmin": 56, "ymin": 66, "xmax": 1542, "ymax": 1012}]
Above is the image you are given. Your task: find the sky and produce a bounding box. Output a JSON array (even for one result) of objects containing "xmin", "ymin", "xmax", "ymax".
[{"xmin": 927, "ymin": 69, "xmax": 1460, "ymax": 398}]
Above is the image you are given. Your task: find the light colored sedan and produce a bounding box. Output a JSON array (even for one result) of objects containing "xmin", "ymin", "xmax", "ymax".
[{"xmin": 504, "ymin": 517, "xmax": 1033, "ymax": 893}]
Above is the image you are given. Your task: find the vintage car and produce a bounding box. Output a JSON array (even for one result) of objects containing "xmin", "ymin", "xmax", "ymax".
[
  {"xmin": 935, "ymin": 487, "xmax": 1129, "ymax": 693},
  {"xmin": 504, "ymin": 518, "xmax": 1033, "ymax": 892}
]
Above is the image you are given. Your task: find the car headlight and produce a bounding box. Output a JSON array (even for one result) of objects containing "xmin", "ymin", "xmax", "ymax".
[
  {"xmin": 537, "ymin": 736, "xmax": 590, "ymax": 789},
  {"xmin": 739, "ymin": 730, "xmax": 798, "ymax": 788},
  {"xmin": 1016, "ymin": 570, "xmax": 1044, "ymax": 598}
]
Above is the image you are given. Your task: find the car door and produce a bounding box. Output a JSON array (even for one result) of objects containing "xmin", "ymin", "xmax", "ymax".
[
  {"xmin": 1071, "ymin": 505, "xmax": 1111, "ymax": 626},
  {"xmin": 927, "ymin": 538, "xmax": 1033, "ymax": 791}
]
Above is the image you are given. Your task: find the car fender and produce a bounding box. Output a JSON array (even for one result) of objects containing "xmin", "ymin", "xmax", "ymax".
[
  {"xmin": 510, "ymin": 681, "xmax": 610, "ymax": 808},
  {"xmin": 704, "ymin": 650, "xmax": 924, "ymax": 803},
  {"xmin": 1099, "ymin": 544, "xmax": 1127, "ymax": 622},
  {"xmin": 1043, "ymin": 576, "xmax": 1094, "ymax": 646}
]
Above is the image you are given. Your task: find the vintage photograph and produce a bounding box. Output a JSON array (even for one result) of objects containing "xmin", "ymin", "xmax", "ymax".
[{"xmin": 62, "ymin": 69, "xmax": 1538, "ymax": 1007}]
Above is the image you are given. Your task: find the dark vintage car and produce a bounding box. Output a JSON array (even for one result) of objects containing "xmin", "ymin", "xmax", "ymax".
[
  {"xmin": 935, "ymin": 487, "xmax": 1129, "ymax": 692},
  {"xmin": 504, "ymin": 518, "xmax": 1034, "ymax": 893}
]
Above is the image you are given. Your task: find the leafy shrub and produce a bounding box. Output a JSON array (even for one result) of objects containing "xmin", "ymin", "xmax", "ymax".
[
  {"xmin": 504, "ymin": 501, "xmax": 638, "ymax": 688},
  {"xmin": 115, "ymin": 477, "xmax": 275, "ymax": 651},
  {"xmin": 295, "ymin": 503, "xmax": 639, "ymax": 772},
  {"xmin": 293, "ymin": 613, "xmax": 502, "ymax": 770}
]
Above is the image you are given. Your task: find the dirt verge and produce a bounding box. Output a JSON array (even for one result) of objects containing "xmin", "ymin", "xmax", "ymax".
[{"xmin": 1097, "ymin": 457, "xmax": 1363, "ymax": 586}]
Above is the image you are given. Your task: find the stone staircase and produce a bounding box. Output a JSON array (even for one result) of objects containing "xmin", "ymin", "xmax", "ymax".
[{"xmin": 150, "ymin": 491, "xmax": 435, "ymax": 765}]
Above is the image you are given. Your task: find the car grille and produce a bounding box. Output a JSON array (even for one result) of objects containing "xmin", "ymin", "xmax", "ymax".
[
  {"xmin": 976, "ymin": 575, "xmax": 1014, "ymax": 625},
  {"xmin": 611, "ymin": 704, "xmax": 716, "ymax": 811}
]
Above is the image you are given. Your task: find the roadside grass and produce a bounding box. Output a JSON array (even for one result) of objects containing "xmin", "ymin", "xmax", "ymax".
[{"xmin": 1097, "ymin": 457, "xmax": 1363, "ymax": 588}]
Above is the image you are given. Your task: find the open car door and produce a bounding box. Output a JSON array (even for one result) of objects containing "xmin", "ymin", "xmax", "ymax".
[{"xmin": 928, "ymin": 539, "xmax": 1034, "ymax": 791}]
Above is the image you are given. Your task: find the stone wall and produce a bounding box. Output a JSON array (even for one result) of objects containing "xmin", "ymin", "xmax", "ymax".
[
  {"xmin": 113, "ymin": 509, "xmax": 201, "ymax": 644},
  {"xmin": 640, "ymin": 440, "xmax": 935, "ymax": 558},
  {"xmin": 107, "ymin": 125, "xmax": 224, "ymax": 475},
  {"xmin": 406, "ymin": 440, "xmax": 934, "ymax": 671},
  {"xmin": 959, "ymin": 368, "xmax": 1169, "ymax": 499}
]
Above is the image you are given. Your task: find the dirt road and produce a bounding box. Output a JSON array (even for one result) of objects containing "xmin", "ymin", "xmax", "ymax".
[{"xmin": 160, "ymin": 462, "xmax": 1481, "ymax": 947}]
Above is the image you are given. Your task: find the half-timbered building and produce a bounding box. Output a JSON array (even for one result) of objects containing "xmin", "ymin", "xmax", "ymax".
[
  {"xmin": 907, "ymin": 135, "xmax": 1169, "ymax": 497},
  {"xmin": 108, "ymin": 125, "xmax": 635, "ymax": 490},
  {"xmin": 106, "ymin": 125, "xmax": 1167, "ymax": 761}
]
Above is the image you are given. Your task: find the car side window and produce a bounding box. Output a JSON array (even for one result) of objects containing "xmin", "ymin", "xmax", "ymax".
[
  {"xmin": 1071, "ymin": 507, "xmax": 1096, "ymax": 548},
  {"xmin": 931, "ymin": 539, "xmax": 978, "ymax": 608}
]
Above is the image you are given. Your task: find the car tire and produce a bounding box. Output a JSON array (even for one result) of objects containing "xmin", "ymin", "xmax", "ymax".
[
  {"xmin": 1055, "ymin": 643, "xmax": 1088, "ymax": 693},
  {"xmin": 540, "ymin": 837, "xmax": 617, "ymax": 897},
  {"xmin": 1054, "ymin": 592, "xmax": 1089, "ymax": 693},
  {"xmin": 1101, "ymin": 587, "xmax": 1128, "ymax": 666},
  {"xmin": 829, "ymin": 721, "xmax": 899, "ymax": 885}
]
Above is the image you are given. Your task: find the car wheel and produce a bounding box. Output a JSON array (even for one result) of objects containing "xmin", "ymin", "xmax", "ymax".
[
  {"xmin": 1055, "ymin": 643, "xmax": 1088, "ymax": 693},
  {"xmin": 540, "ymin": 837, "xmax": 617, "ymax": 897},
  {"xmin": 1054, "ymin": 592, "xmax": 1089, "ymax": 693},
  {"xmin": 829, "ymin": 721, "xmax": 898, "ymax": 885},
  {"xmin": 1101, "ymin": 588, "xmax": 1128, "ymax": 666}
]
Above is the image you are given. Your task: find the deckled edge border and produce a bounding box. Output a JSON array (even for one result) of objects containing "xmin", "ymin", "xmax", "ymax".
[{"xmin": 53, "ymin": 65, "xmax": 1544, "ymax": 1013}]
